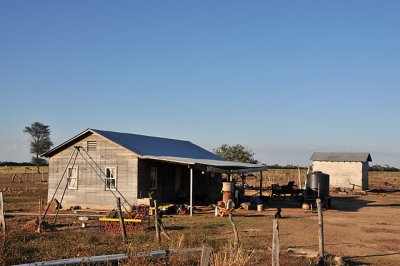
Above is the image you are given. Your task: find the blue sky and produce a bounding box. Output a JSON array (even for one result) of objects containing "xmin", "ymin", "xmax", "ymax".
[{"xmin": 0, "ymin": 1, "xmax": 399, "ymax": 166}]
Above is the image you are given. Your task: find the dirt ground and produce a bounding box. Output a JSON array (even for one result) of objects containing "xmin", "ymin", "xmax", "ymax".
[
  {"xmin": 262, "ymin": 191, "xmax": 400, "ymax": 265},
  {"xmin": 1, "ymin": 170, "xmax": 400, "ymax": 265}
]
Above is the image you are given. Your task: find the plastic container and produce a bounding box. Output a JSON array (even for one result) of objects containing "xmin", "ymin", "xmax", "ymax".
[{"xmin": 222, "ymin": 182, "xmax": 233, "ymax": 192}]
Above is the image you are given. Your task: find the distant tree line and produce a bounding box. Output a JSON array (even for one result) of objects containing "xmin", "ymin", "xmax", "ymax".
[
  {"xmin": 369, "ymin": 164, "xmax": 400, "ymax": 172},
  {"xmin": 267, "ymin": 164, "xmax": 308, "ymax": 169},
  {"xmin": 0, "ymin": 161, "xmax": 39, "ymax": 167}
]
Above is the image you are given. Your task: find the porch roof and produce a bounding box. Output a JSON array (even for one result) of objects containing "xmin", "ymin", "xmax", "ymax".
[{"xmin": 141, "ymin": 155, "xmax": 268, "ymax": 174}]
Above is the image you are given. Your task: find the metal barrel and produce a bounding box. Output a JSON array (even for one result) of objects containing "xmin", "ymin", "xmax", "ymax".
[{"xmin": 306, "ymin": 171, "xmax": 330, "ymax": 197}]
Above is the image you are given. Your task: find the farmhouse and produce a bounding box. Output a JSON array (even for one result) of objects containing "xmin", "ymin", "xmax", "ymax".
[
  {"xmin": 42, "ymin": 129, "xmax": 267, "ymax": 212},
  {"xmin": 310, "ymin": 152, "xmax": 372, "ymax": 190}
]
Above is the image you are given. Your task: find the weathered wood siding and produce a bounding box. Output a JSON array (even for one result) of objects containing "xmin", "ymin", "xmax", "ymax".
[
  {"xmin": 48, "ymin": 133, "xmax": 138, "ymax": 209},
  {"xmin": 312, "ymin": 161, "xmax": 369, "ymax": 190}
]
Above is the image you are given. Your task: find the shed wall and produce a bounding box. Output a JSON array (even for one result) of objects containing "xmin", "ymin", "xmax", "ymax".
[
  {"xmin": 312, "ymin": 161, "xmax": 368, "ymax": 190},
  {"xmin": 48, "ymin": 133, "xmax": 138, "ymax": 209}
]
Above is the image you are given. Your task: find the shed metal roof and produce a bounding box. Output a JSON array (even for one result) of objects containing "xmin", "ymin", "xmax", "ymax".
[
  {"xmin": 42, "ymin": 129, "xmax": 267, "ymax": 173},
  {"xmin": 91, "ymin": 129, "xmax": 224, "ymax": 161},
  {"xmin": 310, "ymin": 152, "xmax": 372, "ymax": 162}
]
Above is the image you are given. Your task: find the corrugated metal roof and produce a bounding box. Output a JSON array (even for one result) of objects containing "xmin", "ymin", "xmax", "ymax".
[
  {"xmin": 42, "ymin": 129, "xmax": 267, "ymax": 172},
  {"xmin": 142, "ymin": 155, "xmax": 266, "ymax": 169},
  {"xmin": 91, "ymin": 129, "xmax": 224, "ymax": 161},
  {"xmin": 310, "ymin": 152, "xmax": 372, "ymax": 162}
]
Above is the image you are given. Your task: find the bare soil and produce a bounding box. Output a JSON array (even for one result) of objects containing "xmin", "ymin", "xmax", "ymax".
[{"xmin": 0, "ymin": 170, "xmax": 399, "ymax": 265}]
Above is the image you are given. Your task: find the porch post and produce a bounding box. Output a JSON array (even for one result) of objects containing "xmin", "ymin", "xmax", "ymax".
[
  {"xmin": 190, "ymin": 167, "xmax": 193, "ymax": 217},
  {"xmin": 259, "ymin": 171, "xmax": 263, "ymax": 197}
]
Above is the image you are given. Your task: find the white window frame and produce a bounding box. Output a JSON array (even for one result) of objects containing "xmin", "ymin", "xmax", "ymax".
[
  {"xmin": 150, "ymin": 167, "xmax": 157, "ymax": 190},
  {"xmin": 67, "ymin": 166, "xmax": 78, "ymax": 190},
  {"xmin": 105, "ymin": 166, "xmax": 117, "ymax": 191}
]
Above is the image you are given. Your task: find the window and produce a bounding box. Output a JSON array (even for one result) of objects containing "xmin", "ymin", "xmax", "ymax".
[
  {"xmin": 150, "ymin": 167, "xmax": 157, "ymax": 190},
  {"xmin": 67, "ymin": 166, "xmax": 78, "ymax": 190},
  {"xmin": 105, "ymin": 167, "xmax": 117, "ymax": 190},
  {"xmin": 87, "ymin": 141, "xmax": 97, "ymax": 152}
]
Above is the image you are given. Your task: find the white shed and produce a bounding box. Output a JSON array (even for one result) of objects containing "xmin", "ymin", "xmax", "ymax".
[{"xmin": 310, "ymin": 152, "xmax": 372, "ymax": 190}]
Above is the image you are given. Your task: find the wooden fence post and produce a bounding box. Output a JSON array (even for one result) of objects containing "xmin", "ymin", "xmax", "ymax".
[
  {"xmin": 11, "ymin": 173, "xmax": 16, "ymax": 183},
  {"xmin": 116, "ymin": 197, "xmax": 127, "ymax": 244},
  {"xmin": 272, "ymin": 219, "xmax": 280, "ymax": 266},
  {"xmin": 37, "ymin": 195, "xmax": 42, "ymax": 233},
  {"xmin": 316, "ymin": 199, "xmax": 324, "ymax": 263},
  {"xmin": 228, "ymin": 213, "xmax": 239, "ymax": 248},
  {"xmin": 154, "ymin": 200, "xmax": 160, "ymax": 243},
  {"xmin": 200, "ymin": 245, "xmax": 213, "ymax": 266},
  {"xmin": 0, "ymin": 192, "xmax": 6, "ymax": 233}
]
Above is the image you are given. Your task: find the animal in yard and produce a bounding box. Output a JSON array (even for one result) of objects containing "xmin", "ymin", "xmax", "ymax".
[{"xmin": 274, "ymin": 208, "xmax": 282, "ymax": 219}]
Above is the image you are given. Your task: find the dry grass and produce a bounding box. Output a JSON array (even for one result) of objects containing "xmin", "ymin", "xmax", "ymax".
[
  {"xmin": 0, "ymin": 166, "xmax": 48, "ymax": 174},
  {"xmin": 1, "ymin": 171, "xmax": 399, "ymax": 265},
  {"xmin": 368, "ymin": 171, "xmax": 400, "ymax": 189},
  {"xmin": 209, "ymin": 244, "xmax": 253, "ymax": 266}
]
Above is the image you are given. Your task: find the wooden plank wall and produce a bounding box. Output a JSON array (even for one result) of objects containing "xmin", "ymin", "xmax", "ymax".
[{"xmin": 48, "ymin": 133, "xmax": 138, "ymax": 209}]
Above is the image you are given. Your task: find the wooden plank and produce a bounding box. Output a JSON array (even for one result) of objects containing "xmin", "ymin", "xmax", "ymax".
[{"xmin": 99, "ymin": 217, "xmax": 142, "ymax": 223}]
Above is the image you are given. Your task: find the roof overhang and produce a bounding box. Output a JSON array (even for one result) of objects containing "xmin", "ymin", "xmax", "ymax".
[
  {"xmin": 41, "ymin": 128, "xmax": 94, "ymax": 157},
  {"xmin": 140, "ymin": 155, "xmax": 268, "ymax": 174}
]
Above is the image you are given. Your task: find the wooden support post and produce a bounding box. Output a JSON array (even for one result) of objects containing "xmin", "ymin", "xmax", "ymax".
[
  {"xmin": 272, "ymin": 219, "xmax": 280, "ymax": 266},
  {"xmin": 41, "ymin": 172, "xmax": 45, "ymax": 182},
  {"xmin": 200, "ymin": 245, "xmax": 213, "ymax": 266},
  {"xmin": 228, "ymin": 213, "xmax": 239, "ymax": 248},
  {"xmin": 116, "ymin": 197, "xmax": 127, "ymax": 244},
  {"xmin": 0, "ymin": 192, "xmax": 6, "ymax": 233},
  {"xmin": 154, "ymin": 200, "xmax": 160, "ymax": 243},
  {"xmin": 316, "ymin": 198, "xmax": 324, "ymax": 262},
  {"xmin": 259, "ymin": 171, "xmax": 263, "ymax": 197},
  {"xmin": 190, "ymin": 167, "xmax": 193, "ymax": 217},
  {"xmin": 37, "ymin": 195, "xmax": 42, "ymax": 233},
  {"xmin": 11, "ymin": 173, "xmax": 16, "ymax": 183}
]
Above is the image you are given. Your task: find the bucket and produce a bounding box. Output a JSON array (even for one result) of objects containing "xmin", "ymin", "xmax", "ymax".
[
  {"xmin": 257, "ymin": 204, "xmax": 264, "ymax": 212},
  {"xmin": 222, "ymin": 182, "xmax": 233, "ymax": 192},
  {"xmin": 222, "ymin": 191, "xmax": 233, "ymax": 203}
]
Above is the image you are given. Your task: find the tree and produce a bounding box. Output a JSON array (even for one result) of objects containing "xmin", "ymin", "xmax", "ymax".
[
  {"xmin": 23, "ymin": 122, "xmax": 53, "ymax": 173},
  {"xmin": 213, "ymin": 144, "xmax": 260, "ymax": 164}
]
